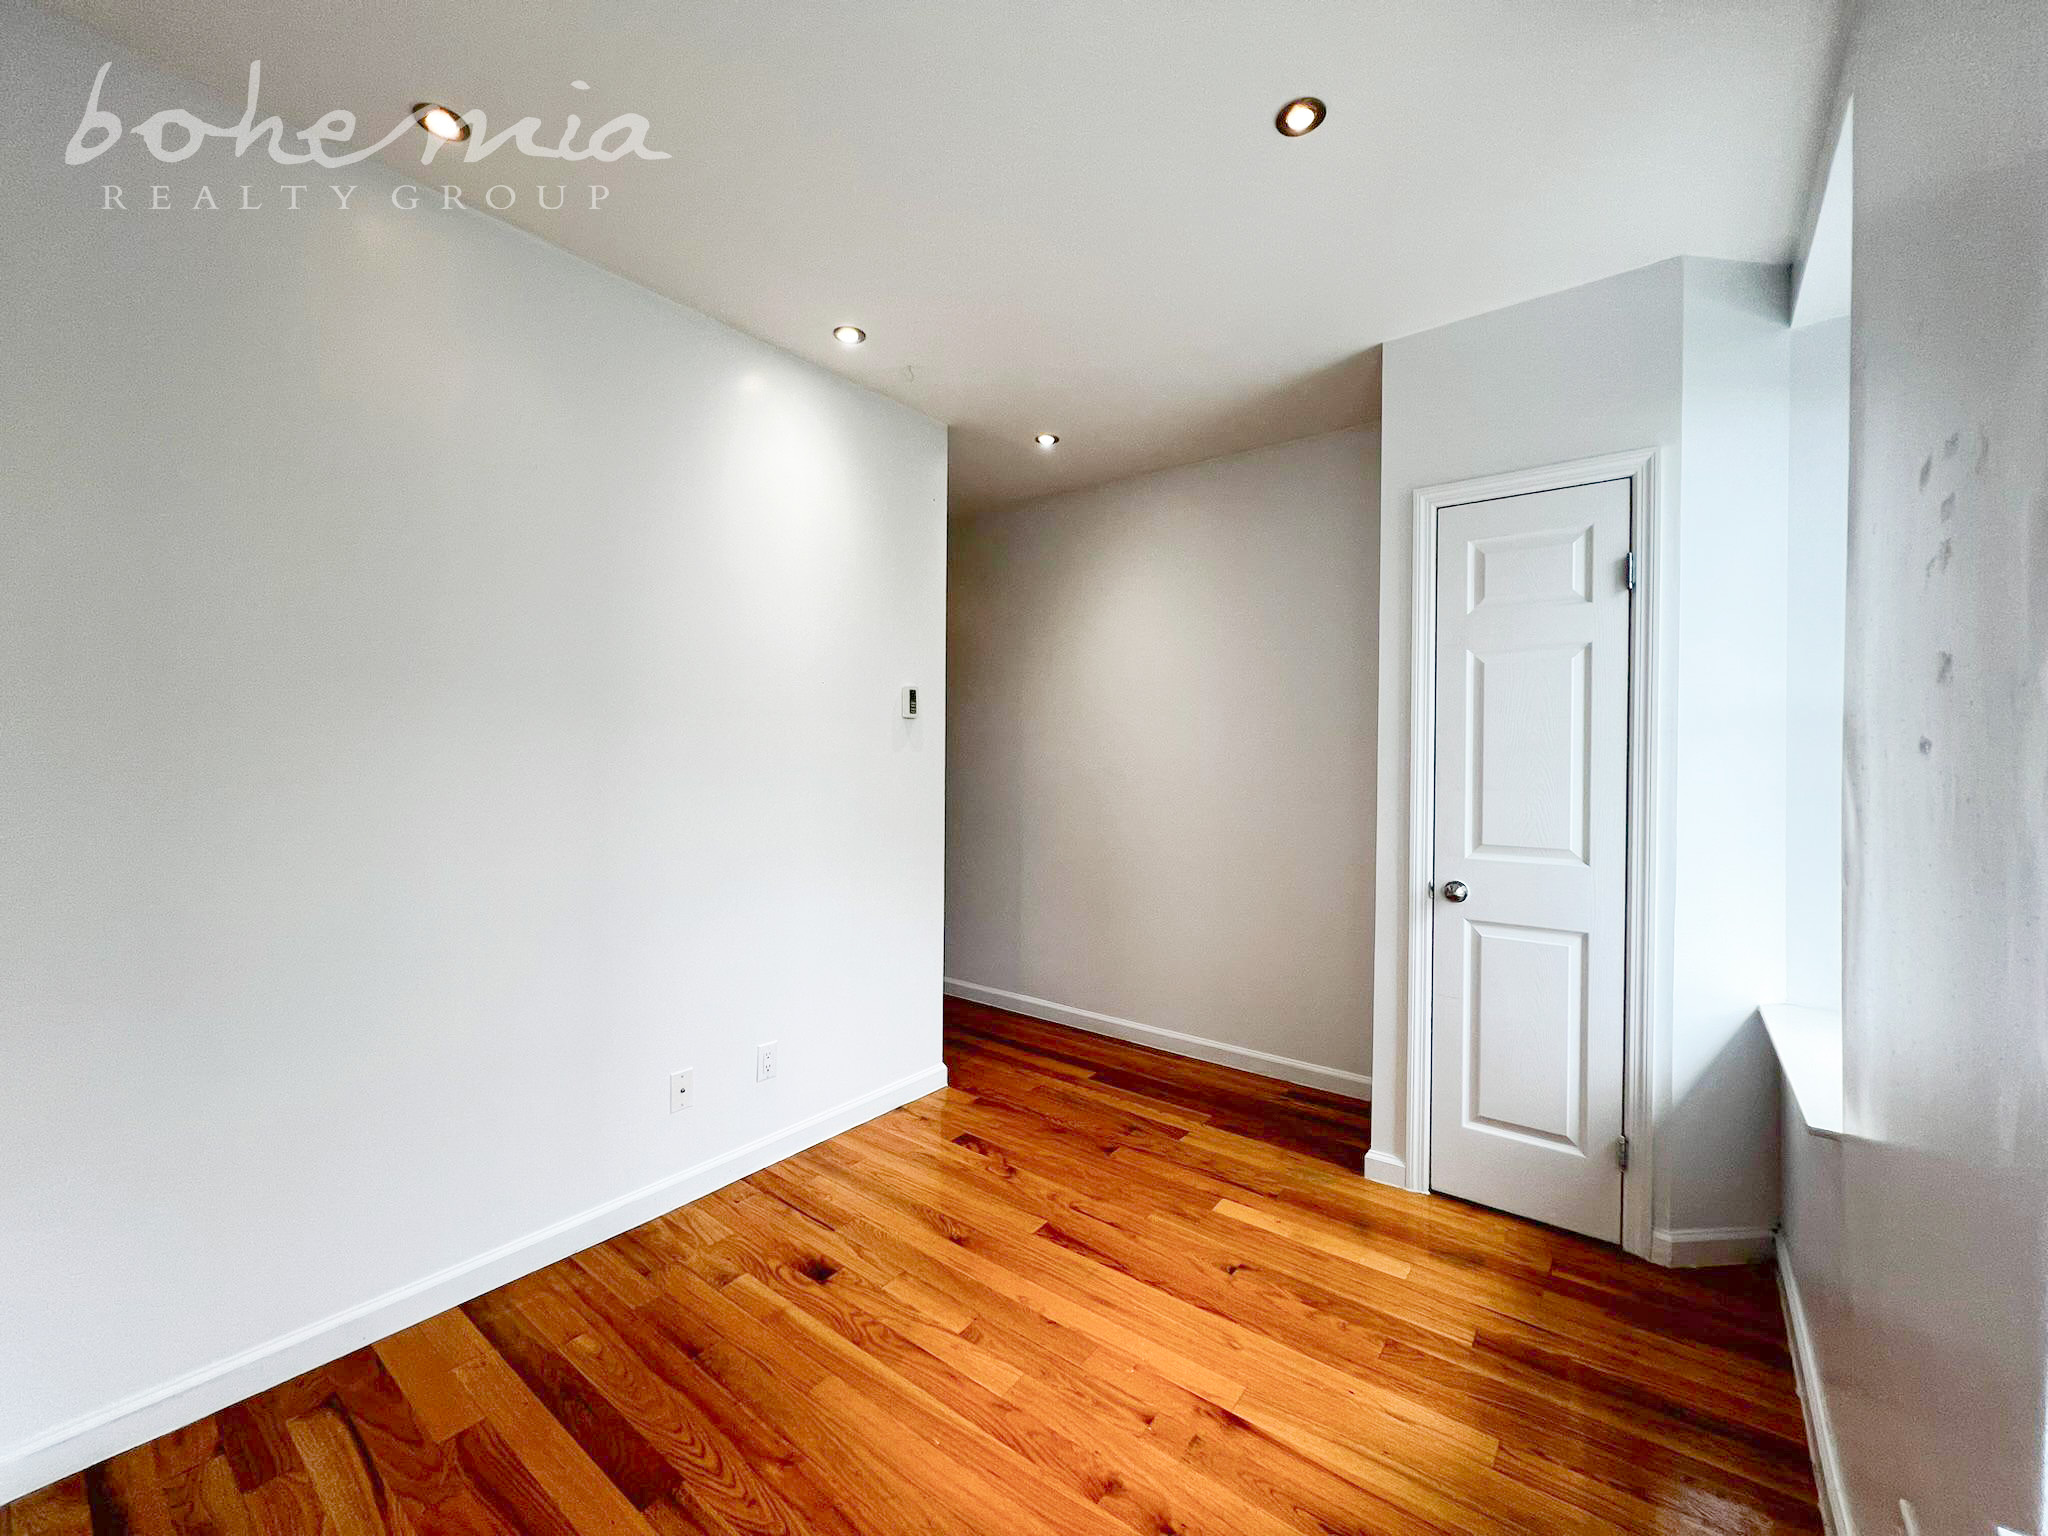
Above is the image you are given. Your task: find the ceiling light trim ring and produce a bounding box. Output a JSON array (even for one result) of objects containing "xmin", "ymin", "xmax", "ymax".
[
  {"xmin": 1275, "ymin": 96, "xmax": 1326, "ymax": 137},
  {"xmin": 412, "ymin": 102, "xmax": 472, "ymax": 143}
]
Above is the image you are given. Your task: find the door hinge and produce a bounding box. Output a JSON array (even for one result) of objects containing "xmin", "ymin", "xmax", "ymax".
[
  {"xmin": 1616, "ymin": 1134, "xmax": 1631, "ymax": 1170},
  {"xmin": 1624, "ymin": 551, "xmax": 1638, "ymax": 592}
]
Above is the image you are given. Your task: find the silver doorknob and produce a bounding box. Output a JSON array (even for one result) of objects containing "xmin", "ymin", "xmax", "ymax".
[{"xmin": 1441, "ymin": 880, "xmax": 1469, "ymax": 903}]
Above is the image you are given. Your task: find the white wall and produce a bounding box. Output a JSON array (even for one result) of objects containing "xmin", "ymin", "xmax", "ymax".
[
  {"xmin": 1371, "ymin": 258, "xmax": 1683, "ymax": 1192},
  {"xmin": 1370, "ymin": 258, "xmax": 1794, "ymax": 1258},
  {"xmin": 1785, "ymin": 317, "xmax": 1849, "ymax": 1009},
  {"xmin": 1663, "ymin": 259, "xmax": 1792, "ymax": 1244},
  {"xmin": 945, "ymin": 429, "xmax": 1379, "ymax": 1095},
  {"xmin": 0, "ymin": 1, "xmax": 946, "ymax": 1498},
  {"xmin": 1781, "ymin": 0, "xmax": 2048, "ymax": 1530}
]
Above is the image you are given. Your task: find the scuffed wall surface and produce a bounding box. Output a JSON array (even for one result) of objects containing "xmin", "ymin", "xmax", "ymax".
[{"xmin": 1831, "ymin": 0, "xmax": 2048, "ymax": 1527}]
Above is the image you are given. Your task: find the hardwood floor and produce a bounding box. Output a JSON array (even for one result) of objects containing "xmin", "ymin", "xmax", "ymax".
[
  {"xmin": 5, "ymin": 998, "xmax": 1819, "ymax": 1535},
  {"xmin": 947, "ymin": 1002, "xmax": 1376, "ymax": 1171}
]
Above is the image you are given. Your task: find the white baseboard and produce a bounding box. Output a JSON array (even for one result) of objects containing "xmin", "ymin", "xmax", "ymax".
[
  {"xmin": 1778, "ymin": 1241, "xmax": 1855, "ymax": 1536},
  {"xmin": 1649, "ymin": 1224, "xmax": 1777, "ymax": 1268},
  {"xmin": 943, "ymin": 979, "xmax": 1370, "ymax": 1102},
  {"xmin": 1360, "ymin": 1147, "xmax": 1412, "ymax": 1190},
  {"xmin": 0, "ymin": 1062, "xmax": 948, "ymax": 1505}
]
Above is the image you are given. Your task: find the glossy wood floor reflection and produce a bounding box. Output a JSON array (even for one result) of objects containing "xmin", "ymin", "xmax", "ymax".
[{"xmin": 5, "ymin": 999, "xmax": 1819, "ymax": 1536}]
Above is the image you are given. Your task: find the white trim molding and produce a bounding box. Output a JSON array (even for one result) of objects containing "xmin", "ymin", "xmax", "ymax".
[
  {"xmin": 1779, "ymin": 1243, "xmax": 1855, "ymax": 1536},
  {"xmin": 943, "ymin": 979, "xmax": 1371, "ymax": 1102},
  {"xmin": 0, "ymin": 1062, "xmax": 948, "ymax": 1504},
  {"xmin": 1650, "ymin": 1225, "xmax": 1776, "ymax": 1268},
  {"xmin": 1361, "ymin": 1148, "xmax": 1411, "ymax": 1189},
  {"xmin": 1396, "ymin": 448, "xmax": 1671, "ymax": 1260},
  {"xmin": 1761, "ymin": 1003, "xmax": 1846, "ymax": 1138}
]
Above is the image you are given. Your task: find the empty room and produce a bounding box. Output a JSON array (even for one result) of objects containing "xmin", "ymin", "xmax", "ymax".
[{"xmin": 3, "ymin": 1, "xmax": 2043, "ymax": 1532}]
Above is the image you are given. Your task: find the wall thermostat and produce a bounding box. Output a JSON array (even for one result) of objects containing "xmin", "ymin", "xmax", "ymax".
[{"xmin": 900, "ymin": 686, "xmax": 919, "ymax": 719}]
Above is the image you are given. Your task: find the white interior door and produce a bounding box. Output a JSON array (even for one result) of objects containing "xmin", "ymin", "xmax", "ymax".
[{"xmin": 1429, "ymin": 477, "xmax": 1631, "ymax": 1242}]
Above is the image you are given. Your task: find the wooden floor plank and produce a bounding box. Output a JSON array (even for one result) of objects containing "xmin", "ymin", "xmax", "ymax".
[
  {"xmin": 7, "ymin": 998, "xmax": 1819, "ymax": 1534},
  {"xmin": 0, "ymin": 1477, "xmax": 92, "ymax": 1536}
]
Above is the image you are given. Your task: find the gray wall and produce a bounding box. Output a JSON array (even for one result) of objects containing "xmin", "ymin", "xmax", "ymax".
[
  {"xmin": 1783, "ymin": 1, "xmax": 2048, "ymax": 1530},
  {"xmin": 945, "ymin": 429, "xmax": 1379, "ymax": 1093},
  {"xmin": 0, "ymin": 1, "xmax": 945, "ymax": 1496}
]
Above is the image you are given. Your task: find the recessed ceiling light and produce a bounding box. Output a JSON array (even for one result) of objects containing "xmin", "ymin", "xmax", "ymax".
[
  {"xmin": 1275, "ymin": 97, "xmax": 1326, "ymax": 137},
  {"xmin": 833, "ymin": 326, "xmax": 867, "ymax": 346},
  {"xmin": 412, "ymin": 103, "xmax": 471, "ymax": 143},
  {"xmin": 1035, "ymin": 433, "xmax": 1059, "ymax": 448}
]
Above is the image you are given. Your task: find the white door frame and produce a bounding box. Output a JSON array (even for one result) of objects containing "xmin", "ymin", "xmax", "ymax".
[{"xmin": 1399, "ymin": 447, "xmax": 1668, "ymax": 1260}]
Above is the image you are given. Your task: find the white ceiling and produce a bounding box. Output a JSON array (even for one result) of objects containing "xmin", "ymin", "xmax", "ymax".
[{"xmin": 49, "ymin": 0, "xmax": 1845, "ymax": 509}]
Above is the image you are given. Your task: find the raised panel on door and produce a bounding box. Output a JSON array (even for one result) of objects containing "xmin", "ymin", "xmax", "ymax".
[
  {"xmin": 1430, "ymin": 477, "xmax": 1631, "ymax": 1243},
  {"xmin": 1463, "ymin": 920, "xmax": 1587, "ymax": 1148},
  {"xmin": 1466, "ymin": 642, "xmax": 1591, "ymax": 865}
]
